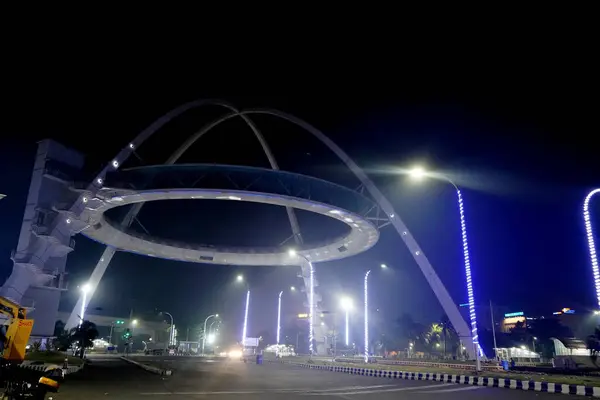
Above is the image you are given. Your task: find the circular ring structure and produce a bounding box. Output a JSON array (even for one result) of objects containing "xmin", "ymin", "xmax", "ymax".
[{"xmin": 78, "ymin": 164, "xmax": 379, "ymax": 266}]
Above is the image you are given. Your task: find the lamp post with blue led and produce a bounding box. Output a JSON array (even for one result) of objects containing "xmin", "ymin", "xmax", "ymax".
[
  {"xmin": 236, "ymin": 275, "xmax": 250, "ymax": 350},
  {"xmin": 364, "ymin": 263, "xmax": 387, "ymax": 363},
  {"xmin": 288, "ymin": 249, "xmax": 315, "ymax": 356},
  {"xmin": 408, "ymin": 166, "xmax": 481, "ymax": 371}
]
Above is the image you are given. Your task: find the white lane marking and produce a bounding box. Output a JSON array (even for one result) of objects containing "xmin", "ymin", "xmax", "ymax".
[
  {"xmin": 140, "ymin": 391, "xmax": 263, "ymax": 395},
  {"xmin": 420, "ymin": 386, "xmax": 485, "ymax": 393},
  {"xmin": 302, "ymin": 383, "xmax": 454, "ymax": 396},
  {"xmin": 280, "ymin": 385, "xmax": 396, "ymax": 392},
  {"xmin": 138, "ymin": 385, "xmax": 395, "ymax": 396}
]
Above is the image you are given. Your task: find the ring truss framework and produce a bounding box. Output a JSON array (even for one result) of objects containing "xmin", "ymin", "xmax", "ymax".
[{"xmin": 57, "ymin": 100, "xmax": 479, "ymax": 359}]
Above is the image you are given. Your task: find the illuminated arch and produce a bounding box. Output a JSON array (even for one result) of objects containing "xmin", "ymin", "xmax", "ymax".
[
  {"xmin": 585, "ymin": 189, "xmax": 600, "ymax": 308},
  {"xmin": 64, "ymin": 101, "xmax": 479, "ymax": 359}
]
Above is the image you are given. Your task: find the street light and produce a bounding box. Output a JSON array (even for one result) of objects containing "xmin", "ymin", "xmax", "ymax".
[
  {"xmin": 79, "ymin": 284, "xmax": 91, "ymax": 326},
  {"xmin": 340, "ymin": 297, "xmax": 353, "ymax": 346},
  {"xmin": 236, "ymin": 274, "xmax": 243, "ymax": 282},
  {"xmin": 288, "ymin": 249, "xmax": 315, "ymax": 355},
  {"xmin": 380, "ymin": 264, "xmax": 387, "ymax": 269},
  {"xmin": 408, "ymin": 165, "xmax": 482, "ymax": 370},
  {"xmin": 583, "ymin": 189, "xmax": 600, "ymax": 309},
  {"xmin": 277, "ymin": 287, "xmax": 296, "ymax": 345},
  {"xmin": 160, "ymin": 312, "xmax": 175, "ymax": 349},
  {"xmin": 364, "ymin": 270, "xmax": 371, "ymax": 363},
  {"xmin": 201, "ymin": 314, "xmax": 219, "ymax": 355}
]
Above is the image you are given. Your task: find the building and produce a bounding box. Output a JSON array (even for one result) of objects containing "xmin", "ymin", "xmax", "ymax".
[
  {"xmin": 1, "ymin": 140, "xmax": 85, "ymax": 341},
  {"xmin": 501, "ymin": 311, "xmax": 526, "ymax": 333}
]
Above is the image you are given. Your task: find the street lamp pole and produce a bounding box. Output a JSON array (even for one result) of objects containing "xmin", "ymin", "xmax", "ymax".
[
  {"xmin": 584, "ymin": 189, "xmax": 600, "ymax": 309},
  {"xmin": 162, "ymin": 312, "xmax": 174, "ymax": 350},
  {"xmin": 289, "ymin": 249, "xmax": 314, "ymax": 356},
  {"xmin": 364, "ymin": 270, "xmax": 371, "ymax": 363},
  {"xmin": 409, "ymin": 167, "xmax": 481, "ymax": 371},
  {"xmin": 277, "ymin": 291, "xmax": 283, "ymax": 345},
  {"xmin": 79, "ymin": 284, "xmax": 91, "ymax": 327},
  {"xmin": 242, "ymin": 290, "xmax": 250, "ymax": 347},
  {"xmin": 201, "ymin": 314, "xmax": 219, "ymax": 355}
]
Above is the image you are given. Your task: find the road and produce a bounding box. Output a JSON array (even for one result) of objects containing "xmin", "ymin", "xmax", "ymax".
[{"xmin": 53, "ymin": 356, "xmax": 583, "ymax": 399}]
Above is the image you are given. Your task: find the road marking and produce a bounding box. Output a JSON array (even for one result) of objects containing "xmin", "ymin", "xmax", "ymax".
[
  {"xmin": 279, "ymin": 385, "xmax": 395, "ymax": 393},
  {"xmin": 302, "ymin": 383, "xmax": 454, "ymax": 396},
  {"xmin": 419, "ymin": 386, "xmax": 485, "ymax": 393},
  {"xmin": 140, "ymin": 391, "xmax": 264, "ymax": 395}
]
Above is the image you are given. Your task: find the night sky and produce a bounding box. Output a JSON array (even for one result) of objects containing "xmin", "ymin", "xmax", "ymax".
[{"xmin": 0, "ymin": 66, "xmax": 598, "ymax": 347}]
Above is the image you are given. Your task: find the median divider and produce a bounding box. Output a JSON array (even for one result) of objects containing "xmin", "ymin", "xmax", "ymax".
[
  {"xmin": 120, "ymin": 356, "xmax": 172, "ymax": 376},
  {"xmin": 268, "ymin": 359, "xmax": 600, "ymax": 397}
]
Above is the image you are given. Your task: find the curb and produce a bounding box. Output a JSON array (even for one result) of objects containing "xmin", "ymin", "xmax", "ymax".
[
  {"xmin": 120, "ymin": 356, "xmax": 172, "ymax": 376},
  {"xmin": 20, "ymin": 362, "xmax": 83, "ymax": 375},
  {"xmin": 270, "ymin": 360, "xmax": 600, "ymax": 397}
]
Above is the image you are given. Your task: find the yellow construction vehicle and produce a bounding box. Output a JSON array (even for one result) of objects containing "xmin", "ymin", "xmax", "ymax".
[
  {"xmin": 0, "ymin": 296, "xmax": 64, "ymax": 399},
  {"xmin": 0, "ymin": 296, "xmax": 33, "ymax": 362}
]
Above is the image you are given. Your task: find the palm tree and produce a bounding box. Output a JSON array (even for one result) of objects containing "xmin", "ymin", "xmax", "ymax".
[{"xmin": 69, "ymin": 320, "xmax": 99, "ymax": 358}]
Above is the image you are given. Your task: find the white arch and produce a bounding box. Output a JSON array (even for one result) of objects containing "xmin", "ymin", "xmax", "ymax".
[
  {"xmin": 584, "ymin": 189, "xmax": 600, "ymax": 308},
  {"xmin": 65, "ymin": 101, "xmax": 305, "ymax": 328},
  {"xmin": 64, "ymin": 101, "xmax": 477, "ymax": 359},
  {"xmin": 239, "ymin": 108, "xmax": 478, "ymax": 359}
]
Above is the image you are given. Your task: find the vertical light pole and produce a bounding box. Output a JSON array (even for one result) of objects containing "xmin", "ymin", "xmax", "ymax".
[
  {"xmin": 201, "ymin": 314, "xmax": 219, "ymax": 355},
  {"xmin": 490, "ymin": 300, "xmax": 498, "ymax": 360},
  {"xmin": 277, "ymin": 291, "xmax": 283, "ymax": 345},
  {"xmin": 584, "ymin": 189, "xmax": 600, "ymax": 309},
  {"xmin": 79, "ymin": 284, "xmax": 91, "ymax": 326},
  {"xmin": 161, "ymin": 312, "xmax": 174, "ymax": 349},
  {"xmin": 236, "ymin": 274, "xmax": 250, "ymax": 348},
  {"xmin": 364, "ymin": 270, "xmax": 371, "ymax": 363},
  {"xmin": 364, "ymin": 264, "xmax": 387, "ymax": 363},
  {"xmin": 277, "ymin": 286, "xmax": 296, "ymax": 346},
  {"xmin": 409, "ymin": 166, "xmax": 481, "ymax": 370},
  {"xmin": 340, "ymin": 297, "xmax": 352, "ymax": 346},
  {"xmin": 242, "ymin": 290, "xmax": 250, "ymax": 347},
  {"xmin": 289, "ymin": 249, "xmax": 314, "ymax": 355}
]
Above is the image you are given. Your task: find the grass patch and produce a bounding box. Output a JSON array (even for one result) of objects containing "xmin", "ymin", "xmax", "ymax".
[
  {"xmin": 276, "ymin": 357, "xmax": 600, "ymax": 387},
  {"xmin": 25, "ymin": 351, "xmax": 84, "ymax": 366}
]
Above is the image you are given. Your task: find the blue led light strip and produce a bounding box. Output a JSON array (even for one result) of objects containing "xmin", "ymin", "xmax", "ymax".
[
  {"xmin": 584, "ymin": 189, "xmax": 600, "ymax": 308},
  {"xmin": 364, "ymin": 270, "xmax": 371, "ymax": 363},
  {"xmin": 456, "ymin": 189, "xmax": 480, "ymax": 353},
  {"xmin": 242, "ymin": 290, "xmax": 250, "ymax": 346}
]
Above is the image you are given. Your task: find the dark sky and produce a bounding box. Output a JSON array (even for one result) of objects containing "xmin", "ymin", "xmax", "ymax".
[{"xmin": 0, "ymin": 56, "xmax": 598, "ymax": 346}]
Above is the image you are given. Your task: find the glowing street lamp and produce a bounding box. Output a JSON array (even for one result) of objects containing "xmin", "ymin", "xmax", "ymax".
[
  {"xmin": 277, "ymin": 291, "xmax": 283, "ymax": 345},
  {"xmin": 341, "ymin": 297, "xmax": 353, "ymax": 346},
  {"xmin": 79, "ymin": 283, "xmax": 91, "ymax": 326},
  {"xmin": 236, "ymin": 274, "xmax": 243, "ymax": 282},
  {"xmin": 201, "ymin": 314, "xmax": 219, "ymax": 355},
  {"xmin": 584, "ymin": 189, "xmax": 600, "ymax": 309},
  {"xmin": 408, "ymin": 165, "xmax": 481, "ymax": 369},
  {"xmin": 364, "ymin": 270, "xmax": 371, "ymax": 363},
  {"xmin": 242, "ymin": 290, "xmax": 250, "ymax": 347},
  {"xmin": 277, "ymin": 286, "xmax": 296, "ymax": 345},
  {"xmin": 289, "ymin": 249, "xmax": 315, "ymax": 355}
]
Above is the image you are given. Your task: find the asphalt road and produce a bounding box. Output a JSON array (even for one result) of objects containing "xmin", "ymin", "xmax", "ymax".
[{"xmin": 53, "ymin": 356, "xmax": 583, "ymax": 399}]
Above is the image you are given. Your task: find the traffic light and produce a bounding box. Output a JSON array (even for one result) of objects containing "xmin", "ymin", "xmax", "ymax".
[
  {"xmin": 115, "ymin": 320, "xmax": 125, "ymax": 325},
  {"xmin": 123, "ymin": 328, "xmax": 131, "ymax": 339}
]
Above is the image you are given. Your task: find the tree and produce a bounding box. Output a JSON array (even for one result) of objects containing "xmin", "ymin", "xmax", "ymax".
[
  {"xmin": 69, "ymin": 320, "xmax": 99, "ymax": 358},
  {"xmin": 53, "ymin": 329, "xmax": 72, "ymax": 351}
]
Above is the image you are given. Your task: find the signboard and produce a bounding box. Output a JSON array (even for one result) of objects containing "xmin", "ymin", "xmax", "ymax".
[
  {"xmin": 504, "ymin": 311, "xmax": 524, "ymax": 318},
  {"xmin": 243, "ymin": 337, "xmax": 259, "ymax": 347}
]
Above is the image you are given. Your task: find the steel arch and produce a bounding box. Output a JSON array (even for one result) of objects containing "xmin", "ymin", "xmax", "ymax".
[{"xmin": 65, "ymin": 100, "xmax": 477, "ymax": 360}]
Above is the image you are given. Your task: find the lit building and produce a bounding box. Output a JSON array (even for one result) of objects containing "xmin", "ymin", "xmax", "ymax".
[{"xmin": 501, "ymin": 311, "xmax": 526, "ymax": 333}]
